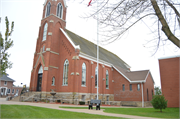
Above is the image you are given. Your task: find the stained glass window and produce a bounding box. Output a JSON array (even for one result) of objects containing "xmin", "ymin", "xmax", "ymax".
[
  {"xmin": 82, "ymin": 63, "xmax": 86, "ymax": 86},
  {"xmin": 106, "ymin": 70, "xmax": 109, "ymax": 88},
  {"xmin": 46, "ymin": 2, "xmax": 51, "ymax": 17},
  {"xmin": 57, "ymin": 3, "xmax": 63, "ymax": 18},
  {"xmin": 63, "ymin": 59, "xmax": 69, "ymax": 85},
  {"xmin": 42, "ymin": 23, "xmax": 48, "ymax": 41}
]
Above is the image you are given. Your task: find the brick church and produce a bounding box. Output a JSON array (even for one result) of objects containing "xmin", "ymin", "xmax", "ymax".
[{"xmin": 29, "ymin": 0, "xmax": 154, "ymax": 107}]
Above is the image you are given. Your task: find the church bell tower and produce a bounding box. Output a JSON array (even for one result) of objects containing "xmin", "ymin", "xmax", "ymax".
[{"xmin": 29, "ymin": 0, "xmax": 67, "ymax": 92}]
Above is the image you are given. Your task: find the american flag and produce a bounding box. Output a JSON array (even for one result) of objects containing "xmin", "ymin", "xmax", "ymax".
[{"xmin": 88, "ymin": 0, "xmax": 93, "ymax": 6}]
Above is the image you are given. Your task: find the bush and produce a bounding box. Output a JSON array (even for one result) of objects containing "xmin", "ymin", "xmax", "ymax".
[
  {"xmin": 79, "ymin": 101, "xmax": 85, "ymax": 105},
  {"xmin": 151, "ymin": 94, "xmax": 168, "ymax": 112}
]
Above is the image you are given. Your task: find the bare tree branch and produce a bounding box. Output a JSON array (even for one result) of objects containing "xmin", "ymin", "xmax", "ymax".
[
  {"xmin": 151, "ymin": 0, "xmax": 180, "ymax": 48},
  {"xmin": 165, "ymin": 0, "xmax": 180, "ymax": 27},
  {"xmin": 73, "ymin": 0, "xmax": 180, "ymax": 53}
]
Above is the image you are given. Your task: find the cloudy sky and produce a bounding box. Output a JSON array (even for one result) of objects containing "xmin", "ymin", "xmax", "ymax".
[{"xmin": 1, "ymin": 0, "xmax": 179, "ymax": 87}]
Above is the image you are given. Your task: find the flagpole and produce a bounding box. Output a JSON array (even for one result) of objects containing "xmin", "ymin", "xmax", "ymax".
[{"xmin": 97, "ymin": 0, "xmax": 99, "ymax": 100}]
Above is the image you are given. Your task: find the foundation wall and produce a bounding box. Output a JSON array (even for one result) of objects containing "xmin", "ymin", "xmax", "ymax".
[{"xmin": 23, "ymin": 91, "xmax": 151, "ymax": 107}]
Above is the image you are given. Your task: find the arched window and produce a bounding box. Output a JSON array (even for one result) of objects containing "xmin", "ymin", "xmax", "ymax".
[
  {"xmin": 38, "ymin": 65, "xmax": 43, "ymax": 74},
  {"xmin": 57, "ymin": 3, "xmax": 63, "ymax": 18},
  {"xmin": 46, "ymin": 2, "xmax": 51, "ymax": 17},
  {"xmin": 52, "ymin": 77, "xmax": 55, "ymax": 85},
  {"xmin": 82, "ymin": 63, "xmax": 86, "ymax": 86},
  {"xmin": 43, "ymin": 46, "xmax": 45, "ymax": 52},
  {"xmin": 63, "ymin": 59, "xmax": 69, "ymax": 85},
  {"xmin": 42, "ymin": 23, "xmax": 48, "ymax": 41},
  {"xmin": 95, "ymin": 67, "xmax": 98, "ymax": 87},
  {"xmin": 122, "ymin": 84, "xmax": 125, "ymax": 91},
  {"xmin": 106, "ymin": 70, "xmax": 109, "ymax": 89}
]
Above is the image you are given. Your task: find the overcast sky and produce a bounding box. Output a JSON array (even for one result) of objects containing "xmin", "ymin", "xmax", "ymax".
[{"xmin": 1, "ymin": 0, "xmax": 180, "ymax": 88}]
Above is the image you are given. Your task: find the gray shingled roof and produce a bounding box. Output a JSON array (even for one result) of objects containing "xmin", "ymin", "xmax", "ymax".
[
  {"xmin": 65, "ymin": 29, "xmax": 153, "ymax": 83},
  {"xmin": 0, "ymin": 75, "xmax": 15, "ymax": 82},
  {"xmin": 65, "ymin": 29, "xmax": 130, "ymax": 70},
  {"xmin": 115, "ymin": 66, "xmax": 150, "ymax": 82}
]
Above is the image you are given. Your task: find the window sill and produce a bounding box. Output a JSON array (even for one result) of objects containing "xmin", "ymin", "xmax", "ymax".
[
  {"xmin": 62, "ymin": 85, "xmax": 68, "ymax": 86},
  {"xmin": 51, "ymin": 85, "xmax": 55, "ymax": 86},
  {"xmin": 81, "ymin": 85, "xmax": 86, "ymax": 87},
  {"xmin": 106, "ymin": 88, "xmax": 109, "ymax": 89}
]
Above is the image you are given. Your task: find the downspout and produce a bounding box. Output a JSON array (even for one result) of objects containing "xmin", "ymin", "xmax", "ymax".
[{"xmin": 141, "ymin": 82, "xmax": 144, "ymax": 107}]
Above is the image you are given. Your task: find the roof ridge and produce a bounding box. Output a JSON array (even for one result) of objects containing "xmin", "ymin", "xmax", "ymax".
[{"xmin": 130, "ymin": 70, "xmax": 149, "ymax": 72}]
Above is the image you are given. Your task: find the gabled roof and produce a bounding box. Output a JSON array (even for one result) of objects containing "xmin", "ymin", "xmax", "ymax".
[
  {"xmin": 62, "ymin": 29, "xmax": 154, "ymax": 83},
  {"xmin": 65, "ymin": 29, "xmax": 130, "ymax": 71},
  {"xmin": 0, "ymin": 75, "xmax": 15, "ymax": 82},
  {"xmin": 115, "ymin": 66, "xmax": 150, "ymax": 82}
]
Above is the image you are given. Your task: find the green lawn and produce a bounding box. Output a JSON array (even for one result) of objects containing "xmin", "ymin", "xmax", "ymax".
[
  {"xmin": 59, "ymin": 106, "xmax": 179, "ymax": 118},
  {"xmin": 103, "ymin": 107, "xmax": 179, "ymax": 118},
  {"xmin": 1, "ymin": 105, "xmax": 122, "ymax": 118}
]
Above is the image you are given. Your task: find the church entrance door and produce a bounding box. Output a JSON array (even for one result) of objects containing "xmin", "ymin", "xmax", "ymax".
[
  {"xmin": 37, "ymin": 66, "xmax": 43, "ymax": 91},
  {"xmin": 37, "ymin": 74, "xmax": 42, "ymax": 91}
]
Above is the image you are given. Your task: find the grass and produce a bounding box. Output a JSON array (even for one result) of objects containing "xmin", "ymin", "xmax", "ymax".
[
  {"xmin": 59, "ymin": 106, "xmax": 179, "ymax": 118},
  {"xmin": 103, "ymin": 107, "xmax": 179, "ymax": 118},
  {"xmin": 1, "ymin": 105, "xmax": 122, "ymax": 118}
]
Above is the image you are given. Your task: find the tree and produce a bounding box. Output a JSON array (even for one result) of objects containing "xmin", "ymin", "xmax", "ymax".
[
  {"xmin": 151, "ymin": 86, "xmax": 167, "ymax": 112},
  {"xmin": 77, "ymin": 0, "xmax": 180, "ymax": 52},
  {"xmin": 151, "ymin": 94, "xmax": 168, "ymax": 112},
  {"xmin": 0, "ymin": 17, "xmax": 14, "ymax": 75},
  {"xmin": 154, "ymin": 86, "xmax": 162, "ymax": 95}
]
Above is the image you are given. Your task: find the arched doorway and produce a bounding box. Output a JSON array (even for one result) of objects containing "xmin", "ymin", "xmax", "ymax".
[{"xmin": 37, "ymin": 66, "xmax": 43, "ymax": 91}]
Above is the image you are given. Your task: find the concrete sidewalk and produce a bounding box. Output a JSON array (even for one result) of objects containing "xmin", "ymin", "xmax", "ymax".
[{"xmin": 0, "ymin": 98, "xmax": 160, "ymax": 119}]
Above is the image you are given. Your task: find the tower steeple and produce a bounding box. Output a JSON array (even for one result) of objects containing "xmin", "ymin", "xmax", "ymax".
[
  {"xmin": 30, "ymin": 0, "xmax": 68, "ymax": 92},
  {"xmin": 42, "ymin": 0, "xmax": 67, "ymax": 29}
]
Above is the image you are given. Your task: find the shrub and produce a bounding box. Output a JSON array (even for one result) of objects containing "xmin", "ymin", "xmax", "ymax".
[
  {"xmin": 151, "ymin": 94, "xmax": 168, "ymax": 112},
  {"xmin": 79, "ymin": 101, "xmax": 85, "ymax": 105}
]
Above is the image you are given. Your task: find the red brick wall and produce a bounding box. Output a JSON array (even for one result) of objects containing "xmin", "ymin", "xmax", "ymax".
[
  {"xmin": 30, "ymin": 0, "xmax": 68, "ymax": 92},
  {"xmin": 113, "ymin": 70, "xmax": 154, "ymax": 102},
  {"xmin": 0, "ymin": 81, "xmax": 23, "ymax": 96},
  {"xmin": 159, "ymin": 57, "xmax": 179, "ymax": 107},
  {"xmin": 143, "ymin": 73, "xmax": 154, "ymax": 101},
  {"xmin": 29, "ymin": 0, "xmax": 155, "ymax": 103},
  {"xmin": 113, "ymin": 70, "xmax": 142, "ymax": 101},
  {"xmin": 42, "ymin": 0, "xmax": 67, "ymax": 28},
  {"xmin": 0, "ymin": 81, "xmax": 13, "ymax": 89},
  {"xmin": 1, "ymin": 81, "xmax": 13, "ymax": 96}
]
